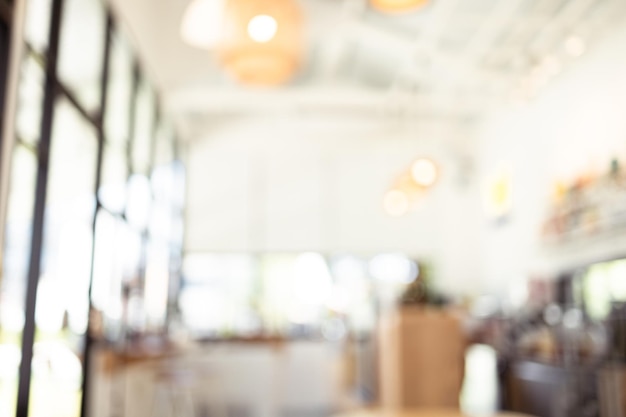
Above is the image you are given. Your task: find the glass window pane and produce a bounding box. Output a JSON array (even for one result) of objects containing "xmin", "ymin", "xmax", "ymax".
[
  {"xmin": 45, "ymin": 99, "xmax": 97, "ymax": 207},
  {"xmin": 149, "ymin": 201, "xmax": 171, "ymax": 242},
  {"xmin": 144, "ymin": 240, "xmax": 170, "ymax": 330},
  {"xmin": 29, "ymin": 98, "xmax": 98, "ymax": 417},
  {"xmin": 101, "ymin": 32, "xmax": 133, "ymax": 214},
  {"xmin": 171, "ymin": 214, "xmax": 184, "ymax": 249},
  {"xmin": 131, "ymin": 79, "xmax": 155, "ymax": 174},
  {"xmin": 180, "ymin": 254, "xmax": 255, "ymax": 337},
  {"xmin": 122, "ymin": 231, "xmax": 145, "ymax": 334},
  {"xmin": 170, "ymin": 161, "xmax": 185, "ymax": 247},
  {"xmin": 15, "ymin": 54, "xmax": 44, "ymax": 146},
  {"xmin": 97, "ymin": 221, "xmax": 143, "ymax": 336},
  {"xmin": 126, "ymin": 174, "xmax": 151, "ymax": 230},
  {"xmin": 151, "ymin": 164, "xmax": 174, "ymax": 204},
  {"xmin": 57, "ymin": 0, "xmax": 105, "ymax": 113},
  {"xmin": 98, "ymin": 143, "xmax": 127, "ymax": 214},
  {"xmin": 0, "ymin": 145, "xmax": 37, "ymax": 417},
  {"xmin": 259, "ymin": 253, "xmax": 333, "ymax": 333},
  {"xmin": 120, "ymin": 230, "xmax": 143, "ymax": 286},
  {"xmin": 92, "ymin": 210, "xmax": 128, "ymax": 342},
  {"xmin": 172, "ymin": 160, "xmax": 186, "ymax": 211},
  {"xmin": 583, "ymin": 264, "xmax": 611, "ymax": 321},
  {"xmin": 154, "ymin": 121, "xmax": 174, "ymax": 168},
  {"xmin": 170, "ymin": 160, "xmax": 185, "ymax": 247},
  {"xmin": 609, "ymin": 260, "xmax": 626, "ymax": 301},
  {"xmin": 24, "ymin": 0, "xmax": 52, "ymax": 53},
  {"xmin": 105, "ymin": 31, "xmax": 133, "ymax": 148},
  {"xmin": 5, "ymin": 146, "xmax": 37, "ymax": 228},
  {"xmin": 329, "ymin": 255, "xmax": 374, "ymax": 333}
]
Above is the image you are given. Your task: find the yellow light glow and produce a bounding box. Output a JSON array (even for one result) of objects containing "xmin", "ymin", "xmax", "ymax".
[
  {"xmin": 483, "ymin": 164, "xmax": 513, "ymax": 218},
  {"xmin": 410, "ymin": 158, "xmax": 438, "ymax": 187},
  {"xmin": 217, "ymin": 0, "xmax": 303, "ymax": 85},
  {"xmin": 383, "ymin": 189, "xmax": 410, "ymax": 217},
  {"xmin": 371, "ymin": 0, "xmax": 429, "ymax": 13},
  {"xmin": 247, "ymin": 14, "xmax": 277, "ymax": 43}
]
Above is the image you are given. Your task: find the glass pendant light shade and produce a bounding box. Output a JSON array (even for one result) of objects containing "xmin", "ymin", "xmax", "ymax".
[
  {"xmin": 216, "ymin": 0, "xmax": 303, "ymax": 85},
  {"xmin": 370, "ymin": 0, "xmax": 429, "ymax": 13}
]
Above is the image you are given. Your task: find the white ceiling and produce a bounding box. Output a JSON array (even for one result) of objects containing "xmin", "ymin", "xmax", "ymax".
[
  {"xmin": 108, "ymin": 0, "xmax": 626, "ymax": 138},
  {"xmin": 102, "ymin": 0, "xmax": 626, "ymax": 289}
]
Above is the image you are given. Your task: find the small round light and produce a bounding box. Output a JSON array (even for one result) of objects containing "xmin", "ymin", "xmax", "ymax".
[
  {"xmin": 410, "ymin": 158, "xmax": 438, "ymax": 187},
  {"xmin": 247, "ymin": 14, "xmax": 278, "ymax": 43},
  {"xmin": 383, "ymin": 189, "xmax": 410, "ymax": 217},
  {"xmin": 217, "ymin": 0, "xmax": 303, "ymax": 85}
]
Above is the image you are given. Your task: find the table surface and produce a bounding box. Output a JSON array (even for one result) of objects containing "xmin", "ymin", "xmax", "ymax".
[{"xmin": 332, "ymin": 409, "xmax": 535, "ymax": 417}]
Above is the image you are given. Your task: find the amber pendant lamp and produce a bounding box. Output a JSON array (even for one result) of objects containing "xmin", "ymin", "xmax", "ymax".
[
  {"xmin": 216, "ymin": 0, "xmax": 303, "ymax": 86},
  {"xmin": 370, "ymin": 0, "xmax": 429, "ymax": 13}
]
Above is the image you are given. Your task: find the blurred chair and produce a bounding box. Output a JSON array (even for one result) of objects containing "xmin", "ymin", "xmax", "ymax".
[
  {"xmin": 149, "ymin": 359, "xmax": 227, "ymax": 417},
  {"xmin": 150, "ymin": 367, "xmax": 195, "ymax": 417},
  {"xmin": 276, "ymin": 341, "xmax": 342, "ymax": 417},
  {"xmin": 219, "ymin": 344, "xmax": 279, "ymax": 417}
]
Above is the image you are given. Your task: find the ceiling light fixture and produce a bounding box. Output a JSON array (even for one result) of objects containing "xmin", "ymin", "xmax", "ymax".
[
  {"xmin": 370, "ymin": 0, "xmax": 429, "ymax": 14},
  {"xmin": 247, "ymin": 14, "xmax": 278, "ymax": 43},
  {"xmin": 410, "ymin": 158, "xmax": 438, "ymax": 187},
  {"xmin": 217, "ymin": 0, "xmax": 303, "ymax": 85},
  {"xmin": 383, "ymin": 157, "xmax": 440, "ymax": 216},
  {"xmin": 383, "ymin": 189, "xmax": 410, "ymax": 217}
]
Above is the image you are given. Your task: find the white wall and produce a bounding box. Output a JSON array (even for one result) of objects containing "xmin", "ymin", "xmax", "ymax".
[
  {"xmin": 108, "ymin": 0, "xmax": 626, "ymax": 298},
  {"xmin": 185, "ymin": 17, "xmax": 626, "ymax": 299},
  {"xmin": 186, "ymin": 117, "xmax": 484, "ymax": 296},
  {"xmin": 476, "ymin": 21, "xmax": 626, "ymax": 294},
  {"xmin": 106, "ymin": 0, "xmax": 485, "ymax": 297}
]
